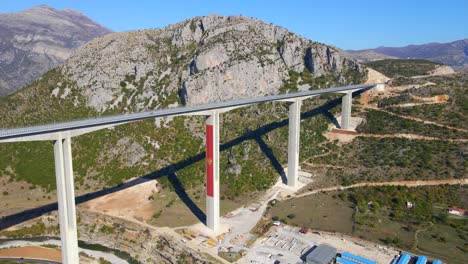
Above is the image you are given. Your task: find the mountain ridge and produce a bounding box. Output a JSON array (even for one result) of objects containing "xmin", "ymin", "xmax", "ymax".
[
  {"xmin": 0, "ymin": 5, "xmax": 111, "ymax": 96},
  {"xmin": 347, "ymin": 39, "xmax": 468, "ymax": 71}
]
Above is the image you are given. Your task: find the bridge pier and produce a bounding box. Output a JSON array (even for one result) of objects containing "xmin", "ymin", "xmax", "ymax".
[
  {"xmin": 206, "ymin": 112, "xmax": 220, "ymax": 231},
  {"xmin": 341, "ymin": 91, "xmax": 352, "ymax": 130},
  {"xmin": 54, "ymin": 134, "xmax": 79, "ymax": 264},
  {"xmin": 287, "ymin": 99, "xmax": 302, "ymax": 188}
]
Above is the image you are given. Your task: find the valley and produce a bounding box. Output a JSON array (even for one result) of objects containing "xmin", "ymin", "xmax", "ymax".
[{"xmin": 0, "ymin": 6, "xmax": 466, "ymax": 264}]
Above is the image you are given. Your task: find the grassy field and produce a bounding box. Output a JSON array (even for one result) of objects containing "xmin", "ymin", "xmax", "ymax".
[
  {"xmin": 270, "ymin": 185, "xmax": 468, "ymax": 264},
  {"xmin": 270, "ymin": 191, "xmax": 354, "ymax": 234},
  {"xmin": 148, "ymin": 187, "xmax": 263, "ymax": 227},
  {"xmin": 417, "ymin": 223, "xmax": 467, "ymax": 263}
]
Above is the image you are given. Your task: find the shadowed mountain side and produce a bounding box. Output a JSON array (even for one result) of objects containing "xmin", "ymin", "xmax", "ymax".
[
  {"xmin": 0, "ymin": 90, "xmax": 368, "ymax": 230},
  {"xmin": 255, "ymin": 136, "xmax": 287, "ymax": 184}
]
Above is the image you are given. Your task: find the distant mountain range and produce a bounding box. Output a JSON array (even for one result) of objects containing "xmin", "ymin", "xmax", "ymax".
[
  {"xmin": 0, "ymin": 5, "xmax": 111, "ymax": 96},
  {"xmin": 346, "ymin": 39, "xmax": 468, "ymax": 71}
]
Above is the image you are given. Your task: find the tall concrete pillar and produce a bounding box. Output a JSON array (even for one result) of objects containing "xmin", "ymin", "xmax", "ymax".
[
  {"xmin": 341, "ymin": 92, "xmax": 352, "ymax": 130},
  {"xmin": 206, "ymin": 112, "xmax": 220, "ymax": 231},
  {"xmin": 287, "ymin": 99, "xmax": 302, "ymax": 188},
  {"xmin": 54, "ymin": 134, "xmax": 79, "ymax": 264}
]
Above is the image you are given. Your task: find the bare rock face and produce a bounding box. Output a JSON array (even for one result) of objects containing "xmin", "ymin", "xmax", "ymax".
[
  {"xmin": 429, "ymin": 65, "xmax": 455, "ymax": 76},
  {"xmin": 60, "ymin": 15, "xmax": 364, "ymax": 112},
  {"xmin": 0, "ymin": 5, "xmax": 111, "ymax": 96}
]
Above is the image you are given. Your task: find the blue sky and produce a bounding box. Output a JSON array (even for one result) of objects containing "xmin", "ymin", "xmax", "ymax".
[{"xmin": 1, "ymin": 0, "xmax": 467, "ymax": 50}]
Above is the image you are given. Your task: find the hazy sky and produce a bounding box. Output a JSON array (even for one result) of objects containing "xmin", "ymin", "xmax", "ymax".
[{"xmin": 1, "ymin": 0, "xmax": 467, "ymax": 50}]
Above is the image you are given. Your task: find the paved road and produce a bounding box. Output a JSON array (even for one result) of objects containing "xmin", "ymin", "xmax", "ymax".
[{"xmin": 0, "ymin": 257, "xmax": 60, "ymax": 263}]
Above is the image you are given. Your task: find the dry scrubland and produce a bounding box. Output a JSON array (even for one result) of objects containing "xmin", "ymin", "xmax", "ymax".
[{"xmin": 270, "ymin": 62, "xmax": 467, "ymax": 264}]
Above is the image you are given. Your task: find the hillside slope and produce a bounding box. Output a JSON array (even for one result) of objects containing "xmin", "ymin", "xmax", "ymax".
[
  {"xmin": 0, "ymin": 5, "xmax": 111, "ymax": 96},
  {"xmin": 0, "ymin": 14, "xmax": 365, "ymax": 200}
]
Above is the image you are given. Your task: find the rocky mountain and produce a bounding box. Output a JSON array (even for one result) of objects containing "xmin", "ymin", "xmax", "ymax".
[
  {"xmin": 0, "ymin": 5, "xmax": 111, "ymax": 96},
  {"xmin": 0, "ymin": 14, "xmax": 365, "ymax": 195},
  {"xmin": 60, "ymin": 14, "xmax": 364, "ymax": 113},
  {"xmin": 347, "ymin": 39, "xmax": 468, "ymax": 71}
]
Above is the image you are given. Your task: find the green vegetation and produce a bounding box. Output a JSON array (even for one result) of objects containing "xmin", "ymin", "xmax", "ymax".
[
  {"xmin": 271, "ymin": 191, "xmax": 355, "ymax": 234},
  {"xmin": 386, "ymin": 74, "xmax": 468, "ymax": 129},
  {"xmin": 272, "ymin": 185, "xmax": 468, "ymax": 264},
  {"xmin": 99, "ymin": 224, "xmax": 117, "ymax": 234},
  {"xmin": 0, "ymin": 222, "xmax": 58, "ymax": 238},
  {"xmin": 374, "ymin": 91, "xmax": 424, "ymax": 108},
  {"xmin": 357, "ymin": 109, "xmax": 468, "ymax": 139},
  {"xmin": 312, "ymin": 137, "xmax": 466, "ymax": 184},
  {"xmin": 98, "ymin": 257, "xmax": 112, "ymax": 264},
  {"xmin": 279, "ymin": 67, "xmax": 363, "ymax": 94},
  {"xmin": 389, "ymin": 104, "xmax": 467, "ymax": 129},
  {"xmin": 78, "ymin": 240, "xmax": 141, "ymax": 264},
  {"xmin": 365, "ymin": 59, "xmax": 441, "ymax": 78}
]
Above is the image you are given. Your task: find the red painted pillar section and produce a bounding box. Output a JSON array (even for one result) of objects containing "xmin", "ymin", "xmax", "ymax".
[
  {"xmin": 206, "ymin": 124, "xmax": 214, "ymax": 197},
  {"xmin": 206, "ymin": 112, "xmax": 219, "ymax": 231}
]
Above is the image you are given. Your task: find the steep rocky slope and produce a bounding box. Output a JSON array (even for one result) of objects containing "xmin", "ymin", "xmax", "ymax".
[
  {"xmin": 0, "ymin": 5, "xmax": 111, "ymax": 96},
  {"xmin": 58, "ymin": 14, "xmax": 363, "ymax": 113}
]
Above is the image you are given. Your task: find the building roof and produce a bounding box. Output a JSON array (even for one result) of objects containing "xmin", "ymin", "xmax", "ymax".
[
  {"xmin": 305, "ymin": 244, "xmax": 337, "ymax": 264},
  {"xmin": 415, "ymin": 256, "xmax": 427, "ymax": 264},
  {"xmin": 336, "ymin": 257, "xmax": 357, "ymax": 264},
  {"xmin": 448, "ymin": 206, "xmax": 467, "ymax": 214},
  {"xmin": 396, "ymin": 253, "xmax": 411, "ymax": 264},
  {"xmin": 341, "ymin": 252, "xmax": 377, "ymax": 264}
]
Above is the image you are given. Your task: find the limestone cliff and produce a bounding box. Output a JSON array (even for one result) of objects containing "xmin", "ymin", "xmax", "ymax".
[{"xmin": 60, "ymin": 15, "xmax": 364, "ymax": 112}]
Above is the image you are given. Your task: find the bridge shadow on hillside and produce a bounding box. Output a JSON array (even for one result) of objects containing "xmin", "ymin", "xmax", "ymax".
[{"xmin": 0, "ymin": 90, "xmax": 368, "ymax": 230}]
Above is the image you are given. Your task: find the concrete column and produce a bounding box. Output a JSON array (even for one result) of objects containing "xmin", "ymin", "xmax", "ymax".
[
  {"xmin": 287, "ymin": 99, "xmax": 302, "ymax": 188},
  {"xmin": 54, "ymin": 134, "xmax": 79, "ymax": 264},
  {"xmin": 341, "ymin": 92, "xmax": 352, "ymax": 130},
  {"xmin": 206, "ymin": 112, "xmax": 220, "ymax": 231}
]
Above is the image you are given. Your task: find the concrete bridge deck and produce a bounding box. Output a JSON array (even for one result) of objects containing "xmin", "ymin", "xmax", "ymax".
[{"xmin": 0, "ymin": 83, "xmax": 379, "ymax": 141}]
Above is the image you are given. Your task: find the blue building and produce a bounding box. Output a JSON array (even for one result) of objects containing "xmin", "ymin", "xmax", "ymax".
[
  {"xmin": 415, "ymin": 256, "xmax": 427, "ymax": 264},
  {"xmin": 396, "ymin": 253, "xmax": 411, "ymax": 264},
  {"xmin": 340, "ymin": 252, "xmax": 377, "ymax": 264},
  {"xmin": 336, "ymin": 257, "xmax": 357, "ymax": 264}
]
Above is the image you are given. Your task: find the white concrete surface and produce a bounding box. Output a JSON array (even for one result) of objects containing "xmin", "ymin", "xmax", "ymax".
[
  {"xmin": 54, "ymin": 134, "xmax": 79, "ymax": 264},
  {"xmin": 287, "ymin": 99, "xmax": 302, "ymax": 187},
  {"xmin": 341, "ymin": 92, "xmax": 352, "ymax": 130}
]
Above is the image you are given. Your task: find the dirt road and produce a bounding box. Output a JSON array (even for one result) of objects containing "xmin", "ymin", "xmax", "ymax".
[
  {"xmin": 362, "ymin": 105, "xmax": 468, "ymax": 133},
  {"xmin": 357, "ymin": 132, "xmax": 467, "ymax": 142},
  {"xmin": 295, "ymin": 178, "xmax": 468, "ymax": 198}
]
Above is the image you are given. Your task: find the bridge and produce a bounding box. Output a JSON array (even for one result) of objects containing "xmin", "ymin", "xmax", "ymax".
[{"xmin": 0, "ymin": 83, "xmax": 383, "ymax": 263}]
